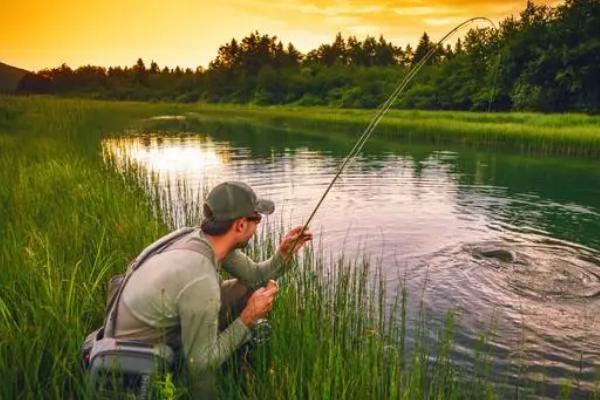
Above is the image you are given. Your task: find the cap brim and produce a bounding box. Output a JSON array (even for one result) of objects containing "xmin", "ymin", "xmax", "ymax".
[{"xmin": 255, "ymin": 198, "xmax": 275, "ymax": 215}]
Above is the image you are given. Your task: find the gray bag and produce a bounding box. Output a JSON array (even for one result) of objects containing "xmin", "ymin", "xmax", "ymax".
[{"xmin": 81, "ymin": 227, "xmax": 214, "ymax": 398}]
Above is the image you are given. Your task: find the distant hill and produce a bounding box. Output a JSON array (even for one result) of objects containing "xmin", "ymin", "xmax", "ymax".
[{"xmin": 0, "ymin": 62, "xmax": 29, "ymax": 92}]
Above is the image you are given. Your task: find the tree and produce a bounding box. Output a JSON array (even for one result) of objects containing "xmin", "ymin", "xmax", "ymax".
[
  {"xmin": 149, "ymin": 61, "xmax": 160, "ymax": 74},
  {"xmin": 374, "ymin": 35, "xmax": 397, "ymax": 66},
  {"xmin": 454, "ymin": 38, "xmax": 464, "ymax": 55},
  {"xmin": 412, "ymin": 32, "xmax": 437, "ymax": 65},
  {"xmin": 403, "ymin": 44, "xmax": 414, "ymax": 66},
  {"xmin": 307, "ymin": 33, "xmax": 348, "ymax": 66},
  {"xmin": 285, "ymin": 43, "xmax": 302, "ymax": 66},
  {"xmin": 362, "ymin": 36, "xmax": 377, "ymax": 66},
  {"xmin": 346, "ymin": 36, "xmax": 363, "ymax": 66},
  {"xmin": 210, "ymin": 38, "xmax": 241, "ymax": 70},
  {"xmin": 17, "ymin": 72, "xmax": 52, "ymax": 93},
  {"xmin": 16, "ymin": 0, "xmax": 600, "ymax": 112},
  {"xmin": 133, "ymin": 58, "xmax": 147, "ymax": 84},
  {"xmin": 443, "ymin": 44, "xmax": 453, "ymax": 60}
]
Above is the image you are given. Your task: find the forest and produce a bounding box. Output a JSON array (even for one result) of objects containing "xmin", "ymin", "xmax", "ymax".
[{"xmin": 16, "ymin": 0, "xmax": 600, "ymax": 113}]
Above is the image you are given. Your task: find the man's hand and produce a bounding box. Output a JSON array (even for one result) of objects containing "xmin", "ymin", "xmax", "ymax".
[
  {"xmin": 240, "ymin": 280, "xmax": 278, "ymax": 327},
  {"xmin": 279, "ymin": 226, "xmax": 313, "ymax": 260}
]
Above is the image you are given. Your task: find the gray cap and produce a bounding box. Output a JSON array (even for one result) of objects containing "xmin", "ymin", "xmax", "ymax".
[{"xmin": 204, "ymin": 181, "xmax": 274, "ymax": 221}]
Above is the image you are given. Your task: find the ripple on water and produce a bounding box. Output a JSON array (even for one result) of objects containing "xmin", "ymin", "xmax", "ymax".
[
  {"xmin": 419, "ymin": 235, "xmax": 600, "ymax": 394},
  {"xmin": 467, "ymin": 237, "xmax": 600, "ymax": 301},
  {"xmin": 102, "ymin": 130, "xmax": 600, "ymax": 396}
]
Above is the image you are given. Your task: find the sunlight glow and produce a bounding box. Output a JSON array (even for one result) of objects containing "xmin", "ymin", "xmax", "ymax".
[
  {"xmin": 103, "ymin": 136, "xmax": 228, "ymax": 177},
  {"xmin": 0, "ymin": 0, "xmax": 562, "ymax": 71}
]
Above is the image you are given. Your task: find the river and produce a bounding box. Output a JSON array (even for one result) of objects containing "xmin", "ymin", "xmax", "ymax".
[{"xmin": 103, "ymin": 115, "xmax": 600, "ymax": 398}]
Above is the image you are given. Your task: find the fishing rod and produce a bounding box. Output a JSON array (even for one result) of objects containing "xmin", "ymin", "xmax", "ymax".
[
  {"xmin": 292, "ymin": 17, "xmax": 499, "ymax": 247},
  {"xmin": 255, "ymin": 18, "xmax": 500, "ymax": 342}
]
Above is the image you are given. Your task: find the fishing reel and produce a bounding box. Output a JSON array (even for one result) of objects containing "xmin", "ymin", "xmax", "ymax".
[
  {"xmin": 247, "ymin": 280, "xmax": 275, "ymax": 347},
  {"xmin": 251, "ymin": 318, "xmax": 272, "ymax": 345}
]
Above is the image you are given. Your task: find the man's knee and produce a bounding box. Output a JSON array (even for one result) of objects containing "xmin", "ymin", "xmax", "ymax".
[
  {"xmin": 221, "ymin": 279, "xmax": 252, "ymax": 304},
  {"xmin": 219, "ymin": 279, "xmax": 252, "ymax": 329}
]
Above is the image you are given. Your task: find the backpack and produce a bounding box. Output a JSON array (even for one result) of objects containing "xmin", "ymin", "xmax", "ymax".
[{"xmin": 81, "ymin": 227, "xmax": 214, "ymax": 398}]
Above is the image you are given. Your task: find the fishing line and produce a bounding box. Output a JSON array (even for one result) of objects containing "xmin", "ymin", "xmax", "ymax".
[{"xmin": 294, "ymin": 17, "xmax": 499, "ymax": 243}]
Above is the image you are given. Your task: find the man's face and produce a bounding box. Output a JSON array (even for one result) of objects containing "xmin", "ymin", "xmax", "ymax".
[{"xmin": 235, "ymin": 213, "xmax": 261, "ymax": 249}]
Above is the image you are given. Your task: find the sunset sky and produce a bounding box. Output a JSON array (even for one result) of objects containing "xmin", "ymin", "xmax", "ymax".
[{"xmin": 1, "ymin": 0, "xmax": 560, "ymax": 72}]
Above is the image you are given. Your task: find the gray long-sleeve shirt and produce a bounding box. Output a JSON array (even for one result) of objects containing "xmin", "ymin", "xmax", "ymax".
[{"xmin": 113, "ymin": 229, "xmax": 284, "ymax": 373}]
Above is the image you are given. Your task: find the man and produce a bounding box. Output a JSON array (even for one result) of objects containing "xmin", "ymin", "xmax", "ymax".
[{"xmin": 110, "ymin": 181, "xmax": 312, "ymax": 395}]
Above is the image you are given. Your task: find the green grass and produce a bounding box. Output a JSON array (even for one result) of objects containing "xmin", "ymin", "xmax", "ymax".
[
  {"xmin": 0, "ymin": 96, "xmax": 176, "ymax": 398},
  {"xmin": 7, "ymin": 95, "xmax": 600, "ymax": 158},
  {"xmin": 0, "ymin": 95, "xmax": 597, "ymax": 399},
  {"xmin": 182, "ymin": 104, "xmax": 600, "ymax": 158},
  {"xmin": 213, "ymin": 248, "xmax": 497, "ymax": 400}
]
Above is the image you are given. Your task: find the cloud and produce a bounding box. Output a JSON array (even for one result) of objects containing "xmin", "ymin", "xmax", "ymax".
[
  {"xmin": 423, "ymin": 17, "xmax": 469, "ymax": 26},
  {"xmin": 222, "ymin": 0, "xmax": 561, "ymax": 46},
  {"xmin": 2, "ymin": 0, "xmax": 563, "ymax": 70},
  {"xmin": 393, "ymin": 6, "xmax": 457, "ymax": 16}
]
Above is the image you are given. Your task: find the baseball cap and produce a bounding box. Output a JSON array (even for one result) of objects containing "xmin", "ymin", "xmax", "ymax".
[{"xmin": 204, "ymin": 181, "xmax": 274, "ymax": 221}]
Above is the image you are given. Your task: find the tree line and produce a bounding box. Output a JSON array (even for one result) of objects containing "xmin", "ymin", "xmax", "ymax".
[{"xmin": 17, "ymin": 0, "xmax": 599, "ymax": 113}]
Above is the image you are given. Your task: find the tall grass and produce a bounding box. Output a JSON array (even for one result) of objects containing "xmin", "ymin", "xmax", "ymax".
[
  {"xmin": 0, "ymin": 95, "xmax": 596, "ymax": 399},
  {"xmin": 122, "ymin": 159, "xmax": 501, "ymax": 399},
  {"xmin": 0, "ymin": 96, "xmax": 175, "ymax": 398}
]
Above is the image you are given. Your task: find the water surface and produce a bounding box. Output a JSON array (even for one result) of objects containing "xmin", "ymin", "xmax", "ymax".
[{"xmin": 103, "ymin": 116, "xmax": 600, "ymax": 397}]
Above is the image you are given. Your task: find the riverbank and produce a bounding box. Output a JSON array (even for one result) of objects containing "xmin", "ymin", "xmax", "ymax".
[
  {"xmin": 6, "ymin": 96, "xmax": 600, "ymax": 158},
  {"xmin": 0, "ymin": 96, "xmax": 483, "ymax": 398},
  {"xmin": 183, "ymin": 103, "xmax": 600, "ymax": 158},
  {"xmin": 0, "ymin": 95, "xmax": 595, "ymax": 398},
  {"xmin": 0, "ymin": 96, "xmax": 172, "ymax": 397}
]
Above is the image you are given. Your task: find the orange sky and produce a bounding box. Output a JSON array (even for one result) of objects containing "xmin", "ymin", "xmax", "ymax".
[{"xmin": 1, "ymin": 0, "xmax": 561, "ymax": 72}]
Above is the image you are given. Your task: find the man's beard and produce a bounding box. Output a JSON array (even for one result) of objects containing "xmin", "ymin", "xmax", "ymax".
[{"xmin": 235, "ymin": 239, "xmax": 250, "ymax": 249}]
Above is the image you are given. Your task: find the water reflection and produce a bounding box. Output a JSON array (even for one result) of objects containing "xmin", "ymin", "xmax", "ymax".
[
  {"xmin": 105, "ymin": 135, "xmax": 229, "ymax": 178},
  {"xmin": 102, "ymin": 120, "xmax": 600, "ymax": 398}
]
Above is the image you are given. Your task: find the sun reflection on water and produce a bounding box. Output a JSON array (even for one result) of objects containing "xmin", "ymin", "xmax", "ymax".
[{"xmin": 103, "ymin": 135, "xmax": 229, "ymax": 178}]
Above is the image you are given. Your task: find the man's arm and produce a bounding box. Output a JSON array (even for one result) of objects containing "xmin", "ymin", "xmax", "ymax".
[
  {"xmin": 221, "ymin": 250, "xmax": 285, "ymax": 287},
  {"xmin": 177, "ymin": 276, "xmax": 250, "ymax": 372},
  {"xmin": 222, "ymin": 226, "xmax": 312, "ymax": 286}
]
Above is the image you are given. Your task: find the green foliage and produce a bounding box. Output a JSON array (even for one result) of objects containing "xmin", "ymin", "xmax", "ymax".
[
  {"xmin": 0, "ymin": 97, "xmax": 175, "ymax": 398},
  {"xmin": 15, "ymin": 1, "xmax": 599, "ymax": 113},
  {"xmin": 1, "ymin": 96, "xmax": 599, "ymax": 399},
  {"xmin": 0, "ymin": 96, "xmax": 480, "ymax": 398},
  {"xmin": 183, "ymin": 103, "xmax": 600, "ymax": 158}
]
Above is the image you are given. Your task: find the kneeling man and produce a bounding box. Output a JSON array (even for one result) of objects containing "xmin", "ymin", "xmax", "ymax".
[{"xmin": 110, "ymin": 181, "xmax": 312, "ymax": 394}]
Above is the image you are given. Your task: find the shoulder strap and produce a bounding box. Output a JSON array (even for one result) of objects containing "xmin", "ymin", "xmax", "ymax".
[
  {"xmin": 162, "ymin": 235, "xmax": 214, "ymax": 260},
  {"xmin": 104, "ymin": 227, "xmax": 198, "ymax": 338}
]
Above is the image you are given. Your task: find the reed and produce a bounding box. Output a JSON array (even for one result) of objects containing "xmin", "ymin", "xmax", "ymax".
[{"xmin": 1, "ymin": 95, "xmax": 597, "ymax": 399}]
